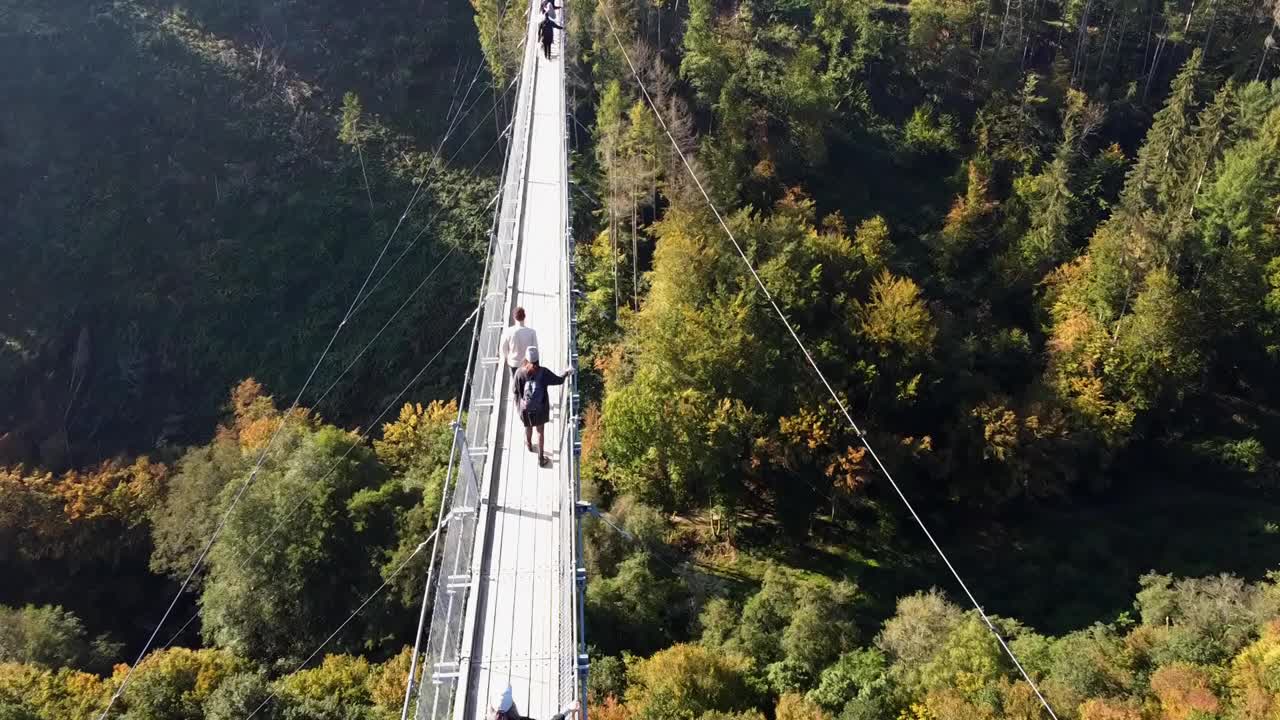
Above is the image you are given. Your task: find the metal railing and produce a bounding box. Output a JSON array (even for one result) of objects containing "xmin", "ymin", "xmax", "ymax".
[
  {"xmin": 413, "ymin": 3, "xmax": 541, "ymax": 717},
  {"xmin": 555, "ymin": 0, "xmax": 587, "ymax": 713},
  {"xmin": 409, "ymin": 0, "xmax": 586, "ymax": 715},
  {"xmin": 416, "ymin": 425, "xmax": 483, "ymax": 720}
]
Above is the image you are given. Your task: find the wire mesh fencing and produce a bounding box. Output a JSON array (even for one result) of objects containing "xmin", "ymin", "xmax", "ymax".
[
  {"xmin": 412, "ymin": 4, "xmax": 542, "ymax": 718},
  {"xmin": 556, "ymin": 0, "xmax": 585, "ymax": 710}
]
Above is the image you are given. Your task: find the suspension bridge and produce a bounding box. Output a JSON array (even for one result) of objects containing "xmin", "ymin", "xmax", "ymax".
[
  {"xmin": 92, "ymin": 0, "xmax": 1072, "ymax": 716},
  {"xmin": 406, "ymin": 1, "xmax": 586, "ymax": 718}
]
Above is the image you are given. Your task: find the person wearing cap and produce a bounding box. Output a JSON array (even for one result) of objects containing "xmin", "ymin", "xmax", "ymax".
[
  {"xmin": 500, "ymin": 307, "xmax": 539, "ymax": 380},
  {"xmin": 489, "ymin": 683, "xmax": 581, "ymax": 720},
  {"xmin": 512, "ymin": 345, "xmax": 573, "ymax": 468}
]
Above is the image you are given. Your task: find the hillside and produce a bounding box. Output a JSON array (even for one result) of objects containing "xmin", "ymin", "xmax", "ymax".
[
  {"xmin": 0, "ymin": 0, "xmax": 494, "ymax": 468},
  {"xmin": 3, "ymin": 0, "xmax": 1280, "ymax": 718}
]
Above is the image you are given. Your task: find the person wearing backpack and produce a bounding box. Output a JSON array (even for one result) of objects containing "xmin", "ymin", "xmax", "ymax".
[
  {"xmin": 489, "ymin": 683, "xmax": 581, "ymax": 720},
  {"xmin": 512, "ymin": 346, "xmax": 572, "ymax": 468}
]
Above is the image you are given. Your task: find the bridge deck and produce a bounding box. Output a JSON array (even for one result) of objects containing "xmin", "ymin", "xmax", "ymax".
[{"xmin": 461, "ymin": 19, "xmax": 571, "ymax": 720}]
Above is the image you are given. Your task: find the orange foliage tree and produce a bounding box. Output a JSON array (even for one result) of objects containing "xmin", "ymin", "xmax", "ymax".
[
  {"xmin": 1079, "ymin": 698, "xmax": 1144, "ymax": 720},
  {"xmin": 1150, "ymin": 663, "xmax": 1221, "ymax": 720}
]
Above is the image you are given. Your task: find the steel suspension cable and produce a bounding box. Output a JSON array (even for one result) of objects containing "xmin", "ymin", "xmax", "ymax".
[
  {"xmin": 100, "ymin": 63, "xmax": 513, "ymax": 694},
  {"xmin": 444, "ymin": 59, "xmax": 468, "ymax": 134},
  {"xmin": 598, "ymin": 9, "xmax": 1062, "ymax": 720},
  {"xmin": 397, "ymin": 189, "xmax": 500, "ymax": 720},
  {"xmin": 155, "ymin": 296, "xmax": 479, "ymax": 653},
  {"xmin": 442, "ymin": 60, "xmax": 490, "ymax": 150},
  {"xmin": 236, "ymin": 306, "xmax": 481, "ymax": 568},
  {"xmin": 307, "ymin": 247, "xmax": 460, "ymax": 411},
  {"xmin": 401, "ymin": 7, "xmax": 539, "ymax": 716},
  {"xmin": 159, "ymin": 306, "xmax": 480, "ymax": 667},
  {"xmin": 240, "ymin": 523, "xmax": 449, "ymax": 720},
  {"xmin": 312, "ymin": 98, "xmax": 516, "ymax": 411},
  {"xmin": 345, "ymin": 48, "xmax": 522, "ymax": 320},
  {"xmin": 156, "ymin": 93, "xmax": 516, "ymax": 654},
  {"xmin": 94, "ymin": 117, "xmax": 443, "ymax": 720},
  {"xmin": 350, "ymin": 73, "xmax": 522, "ymax": 320},
  {"xmin": 158, "ymin": 134, "xmax": 514, "ymax": 652},
  {"xmin": 357, "ymin": 145, "xmax": 377, "ymax": 215}
]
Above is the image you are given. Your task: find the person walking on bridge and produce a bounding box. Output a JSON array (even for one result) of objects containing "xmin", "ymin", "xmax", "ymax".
[
  {"xmin": 490, "ymin": 684, "xmax": 580, "ymax": 720},
  {"xmin": 499, "ymin": 306, "xmax": 538, "ymax": 380},
  {"xmin": 540, "ymin": 0, "xmax": 560, "ymax": 20},
  {"xmin": 538, "ymin": 14, "xmax": 563, "ymax": 61},
  {"xmin": 513, "ymin": 346, "xmax": 572, "ymax": 468}
]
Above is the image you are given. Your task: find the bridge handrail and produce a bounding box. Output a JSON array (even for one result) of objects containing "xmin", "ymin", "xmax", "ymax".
[
  {"xmin": 414, "ymin": 4, "xmax": 542, "ymax": 718},
  {"xmin": 555, "ymin": 0, "xmax": 586, "ymax": 713}
]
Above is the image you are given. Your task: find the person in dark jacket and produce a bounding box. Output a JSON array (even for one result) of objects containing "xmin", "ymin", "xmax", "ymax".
[
  {"xmin": 512, "ymin": 346, "xmax": 572, "ymax": 468},
  {"xmin": 540, "ymin": 0, "xmax": 560, "ymax": 20},
  {"xmin": 538, "ymin": 15, "xmax": 563, "ymax": 60}
]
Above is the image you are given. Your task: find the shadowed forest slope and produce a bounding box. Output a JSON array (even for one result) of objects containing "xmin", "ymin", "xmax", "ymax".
[{"xmin": 0, "ymin": 0, "xmax": 497, "ymax": 469}]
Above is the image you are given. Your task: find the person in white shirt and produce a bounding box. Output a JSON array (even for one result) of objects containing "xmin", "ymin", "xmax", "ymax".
[{"xmin": 499, "ymin": 307, "xmax": 538, "ymax": 378}]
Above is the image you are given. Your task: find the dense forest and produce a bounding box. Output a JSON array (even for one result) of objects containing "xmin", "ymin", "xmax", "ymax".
[
  {"xmin": 4, "ymin": 0, "xmax": 1280, "ymax": 716},
  {"xmin": 569, "ymin": 0, "xmax": 1280, "ymax": 627},
  {"xmin": 0, "ymin": 0, "xmax": 494, "ymax": 468}
]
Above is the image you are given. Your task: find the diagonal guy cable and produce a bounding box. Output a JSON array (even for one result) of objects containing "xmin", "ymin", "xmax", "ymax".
[
  {"xmin": 349, "ymin": 73, "xmax": 521, "ymax": 320},
  {"xmin": 239, "ymin": 522, "xmax": 448, "ymax": 720},
  {"xmin": 163, "ymin": 305, "xmax": 479, "ymax": 655},
  {"xmin": 95, "ymin": 58, "xmax": 509, "ymax": 716},
  {"xmin": 236, "ymin": 305, "xmax": 480, "ymax": 569},
  {"xmin": 598, "ymin": 8, "xmax": 1062, "ymax": 720},
  {"xmin": 159, "ymin": 62, "xmax": 514, "ymax": 659},
  {"xmin": 96, "ymin": 146, "xmax": 426, "ymax": 720},
  {"xmin": 155, "ymin": 250, "xmax": 469, "ymax": 651}
]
